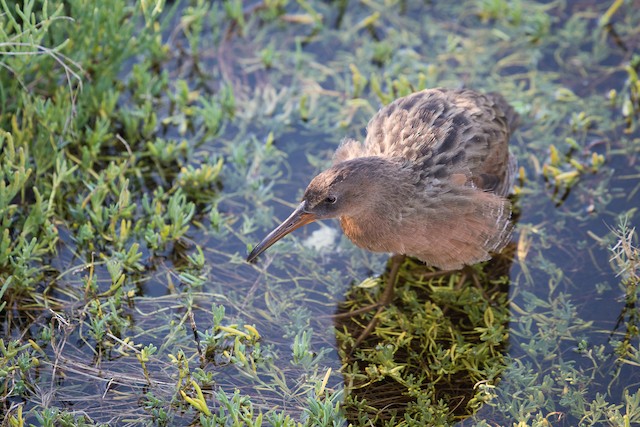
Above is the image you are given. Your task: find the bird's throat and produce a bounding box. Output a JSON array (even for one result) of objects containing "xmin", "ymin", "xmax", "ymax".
[{"xmin": 340, "ymin": 214, "xmax": 401, "ymax": 254}]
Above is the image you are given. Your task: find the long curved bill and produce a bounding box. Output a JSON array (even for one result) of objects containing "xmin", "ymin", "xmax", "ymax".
[{"xmin": 246, "ymin": 201, "xmax": 317, "ymax": 262}]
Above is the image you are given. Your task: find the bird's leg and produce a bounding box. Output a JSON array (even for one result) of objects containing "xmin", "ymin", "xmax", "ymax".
[
  {"xmin": 348, "ymin": 254, "xmax": 406, "ymax": 349},
  {"xmin": 333, "ymin": 254, "xmax": 406, "ymax": 320},
  {"xmin": 379, "ymin": 254, "xmax": 405, "ymax": 306},
  {"xmin": 455, "ymin": 270, "xmax": 468, "ymax": 290}
]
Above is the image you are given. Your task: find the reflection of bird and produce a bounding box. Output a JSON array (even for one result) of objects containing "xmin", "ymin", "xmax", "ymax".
[{"xmin": 247, "ymin": 88, "xmax": 518, "ymax": 270}]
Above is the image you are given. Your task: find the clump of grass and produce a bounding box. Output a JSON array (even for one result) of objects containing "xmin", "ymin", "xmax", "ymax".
[
  {"xmin": 541, "ymin": 138, "xmax": 606, "ymax": 205},
  {"xmin": 337, "ymin": 256, "xmax": 511, "ymax": 425},
  {"xmin": 610, "ymin": 218, "xmax": 639, "ymax": 286}
]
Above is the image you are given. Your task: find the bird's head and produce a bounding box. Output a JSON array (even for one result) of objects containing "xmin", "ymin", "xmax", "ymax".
[{"xmin": 247, "ymin": 157, "xmax": 398, "ymax": 262}]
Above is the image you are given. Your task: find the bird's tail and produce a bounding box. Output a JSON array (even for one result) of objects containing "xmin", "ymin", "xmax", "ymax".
[{"xmin": 488, "ymin": 92, "xmax": 520, "ymax": 134}]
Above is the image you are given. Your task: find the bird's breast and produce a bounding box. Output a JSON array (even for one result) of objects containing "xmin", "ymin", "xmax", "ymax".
[{"xmin": 339, "ymin": 215, "xmax": 405, "ymax": 254}]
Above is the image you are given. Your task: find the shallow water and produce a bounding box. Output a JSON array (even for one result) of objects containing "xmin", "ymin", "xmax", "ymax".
[
  {"xmin": 6, "ymin": 0, "xmax": 640, "ymax": 425},
  {"xmin": 196, "ymin": 0, "xmax": 640, "ymax": 421}
]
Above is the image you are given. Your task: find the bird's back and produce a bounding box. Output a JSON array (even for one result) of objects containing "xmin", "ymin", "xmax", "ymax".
[
  {"xmin": 333, "ymin": 88, "xmax": 519, "ymax": 269},
  {"xmin": 333, "ymin": 88, "xmax": 518, "ymax": 197}
]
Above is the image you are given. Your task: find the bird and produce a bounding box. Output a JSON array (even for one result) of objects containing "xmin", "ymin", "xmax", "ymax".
[
  {"xmin": 247, "ymin": 88, "xmax": 518, "ymax": 273},
  {"xmin": 247, "ymin": 87, "xmax": 519, "ymax": 344}
]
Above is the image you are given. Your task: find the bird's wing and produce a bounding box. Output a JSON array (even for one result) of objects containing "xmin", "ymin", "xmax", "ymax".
[
  {"xmin": 362, "ymin": 88, "xmax": 518, "ymax": 196},
  {"xmin": 454, "ymin": 90, "xmax": 518, "ymax": 197}
]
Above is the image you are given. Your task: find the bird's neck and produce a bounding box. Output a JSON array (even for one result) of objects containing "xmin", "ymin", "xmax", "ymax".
[
  {"xmin": 337, "ymin": 158, "xmax": 414, "ymax": 254},
  {"xmin": 340, "ymin": 213, "xmax": 404, "ymax": 254}
]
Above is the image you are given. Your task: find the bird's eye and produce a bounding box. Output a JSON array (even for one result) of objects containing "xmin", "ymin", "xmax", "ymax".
[{"xmin": 325, "ymin": 195, "xmax": 337, "ymax": 204}]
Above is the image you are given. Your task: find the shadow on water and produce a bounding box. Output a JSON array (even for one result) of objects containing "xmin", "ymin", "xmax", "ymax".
[{"xmin": 335, "ymin": 246, "xmax": 516, "ymax": 424}]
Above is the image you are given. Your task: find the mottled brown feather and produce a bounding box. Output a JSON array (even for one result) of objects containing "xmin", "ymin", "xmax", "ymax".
[{"xmin": 331, "ymin": 88, "xmax": 518, "ymax": 269}]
